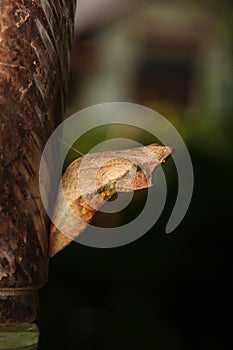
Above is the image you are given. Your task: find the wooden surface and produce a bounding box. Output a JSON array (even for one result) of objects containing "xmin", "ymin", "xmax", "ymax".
[{"xmin": 0, "ymin": 0, "xmax": 75, "ymax": 323}]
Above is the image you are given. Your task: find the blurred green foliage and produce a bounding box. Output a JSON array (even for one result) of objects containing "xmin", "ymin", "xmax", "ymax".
[{"xmin": 39, "ymin": 1, "xmax": 233, "ymax": 349}]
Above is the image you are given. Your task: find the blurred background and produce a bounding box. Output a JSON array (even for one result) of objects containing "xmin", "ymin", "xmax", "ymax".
[{"xmin": 39, "ymin": 0, "xmax": 233, "ymax": 349}]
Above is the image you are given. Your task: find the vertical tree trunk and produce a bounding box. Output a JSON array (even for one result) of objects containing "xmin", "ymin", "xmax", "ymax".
[{"xmin": 0, "ymin": 0, "xmax": 75, "ymax": 323}]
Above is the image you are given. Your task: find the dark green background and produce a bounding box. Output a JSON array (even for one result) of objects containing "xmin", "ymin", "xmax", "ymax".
[
  {"xmin": 39, "ymin": 143, "xmax": 232, "ymax": 349},
  {"xmin": 39, "ymin": 1, "xmax": 233, "ymax": 348}
]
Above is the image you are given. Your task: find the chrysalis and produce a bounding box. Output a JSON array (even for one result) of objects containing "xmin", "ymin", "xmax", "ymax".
[{"xmin": 49, "ymin": 143, "xmax": 173, "ymax": 256}]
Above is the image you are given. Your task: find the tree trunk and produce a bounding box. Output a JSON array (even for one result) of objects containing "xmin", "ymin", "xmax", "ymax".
[{"xmin": 0, "ymin": 0, "xmax": 75, "ymax": 323}]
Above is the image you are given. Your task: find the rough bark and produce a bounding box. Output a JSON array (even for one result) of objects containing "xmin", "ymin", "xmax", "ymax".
[{"xmin": 0, "ymin": 0, "xmax": 75, "ymax": 323}]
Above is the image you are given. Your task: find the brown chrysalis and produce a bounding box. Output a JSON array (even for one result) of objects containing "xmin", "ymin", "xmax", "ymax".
[{"xmin": 49, "ymin": 143, "xmax": 173, "ymax": 257}]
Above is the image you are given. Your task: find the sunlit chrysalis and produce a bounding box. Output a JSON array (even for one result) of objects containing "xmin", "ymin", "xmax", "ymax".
[{"xmin": 49, "ymin": 143, "xmax": 173, "ymax": 256}]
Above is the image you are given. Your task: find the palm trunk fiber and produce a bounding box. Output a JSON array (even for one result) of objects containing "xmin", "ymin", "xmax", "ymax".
[{"xmin": 0, "ymin": 0, "xmax": 75, "ymax": 323}]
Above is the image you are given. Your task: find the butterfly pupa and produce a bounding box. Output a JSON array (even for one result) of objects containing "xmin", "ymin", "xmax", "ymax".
[{"xmin": 49, "ymin": 143, "xmax": 173, "ymax": 256}]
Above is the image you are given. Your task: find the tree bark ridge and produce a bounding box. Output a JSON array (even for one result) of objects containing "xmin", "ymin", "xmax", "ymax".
[{"xmin": 0, "ymin": 0, "xmax": 75, "ymax": 323}]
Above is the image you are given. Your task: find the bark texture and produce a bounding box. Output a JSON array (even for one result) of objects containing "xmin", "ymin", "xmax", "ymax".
[{"xmin": 0, "ymin": 0, "xmax": 75, "ymax": 323}]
